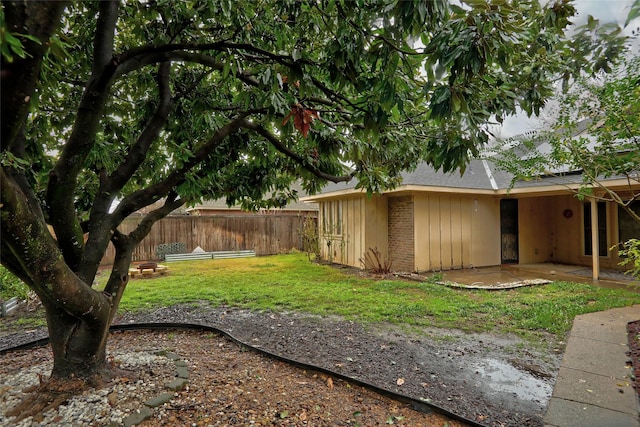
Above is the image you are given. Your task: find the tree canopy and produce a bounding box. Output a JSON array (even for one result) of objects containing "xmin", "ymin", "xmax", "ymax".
[
  {"xmin": 490, "ymin": 52, "xmax": 639, "ymax": 277},
  {"xmin": 0, "ymin": 0, "xmax": 628, "ymax": 389},
  {"xmin": 491, "ymin": 55, "xmax": 639, "ymax": 211}
]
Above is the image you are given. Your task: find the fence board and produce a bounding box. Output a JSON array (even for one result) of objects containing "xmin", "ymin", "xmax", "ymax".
[{"xmin": 101, "ymin": 214, "xmax": 315, "ymax": 265}]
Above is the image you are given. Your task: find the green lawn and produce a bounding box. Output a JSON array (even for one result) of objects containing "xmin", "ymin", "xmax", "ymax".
[{"xmin": 115, "ymin": 253, "xmax": 640, "ymax": 341}]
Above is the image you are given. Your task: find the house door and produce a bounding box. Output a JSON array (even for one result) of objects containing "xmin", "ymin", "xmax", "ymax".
[{"xmin": 500, "ymin": 199, "xmax": 519, "ymax": 264}]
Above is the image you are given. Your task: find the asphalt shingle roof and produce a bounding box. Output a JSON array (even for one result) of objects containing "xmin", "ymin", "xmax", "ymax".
[{"xmin": 313, "ymin": 158, "xmax": 635, "ymax": 198}]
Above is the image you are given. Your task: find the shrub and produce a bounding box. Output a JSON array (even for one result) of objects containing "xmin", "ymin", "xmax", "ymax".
[
  {"xmin": 359, "ymin": 247, "xmax": 392, "ymax": 274},
  {"xmin": 618, "ymin": 239, "xmax": 640, "ymax": 279},
  {"xmin": 300, "ymin": 216, "xmax": 320, "ymax": 262}
]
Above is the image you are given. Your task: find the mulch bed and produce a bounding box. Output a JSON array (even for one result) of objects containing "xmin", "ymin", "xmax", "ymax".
[{"xmin": 627, "ymin": 319, "xmax": 640, "ymax": 400}]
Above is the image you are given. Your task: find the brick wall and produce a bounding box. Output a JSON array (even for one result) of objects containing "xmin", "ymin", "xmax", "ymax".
[{"xmin": 388, "ymin": 196, "xmax": 415, "ymax": 272}]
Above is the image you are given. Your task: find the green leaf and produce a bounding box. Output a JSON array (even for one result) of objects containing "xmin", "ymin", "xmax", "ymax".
[{"xmin": 625, "ymin": 0, "xmax": 640, "ymax": 27}]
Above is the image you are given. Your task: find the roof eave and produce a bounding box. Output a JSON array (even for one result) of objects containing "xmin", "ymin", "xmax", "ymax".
[{"xmin": 303, "ymin": 177, "xmax": 639, "ymax": 201}]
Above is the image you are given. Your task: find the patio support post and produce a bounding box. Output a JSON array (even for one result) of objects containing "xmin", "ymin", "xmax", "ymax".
[{"xmin": 590, "ymin": 198, "xmax": 600, "ymax": 280}]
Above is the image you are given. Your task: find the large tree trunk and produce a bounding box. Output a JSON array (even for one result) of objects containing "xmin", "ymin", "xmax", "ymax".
[
  {"xmin": 44, "ymin": 249, "xmax": 132, "ymax": 383},
  {"xmin": 45, "ymin": 302, "xmax": 111, "ymax": 382},
  {"xmin": 4, "ymin": 263, "xmax": 128, "ymax": 422}
]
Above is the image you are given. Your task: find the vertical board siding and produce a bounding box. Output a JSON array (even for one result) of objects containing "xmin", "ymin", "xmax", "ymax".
[
  {"xmin": 470, "ymin": 197, "xmax": 501, "ymax": 267},
  {"xmin": 518, "ymin": 197, "xmax": 553, "ymax": 264},
  {"xmin": 428, "ymin": 195, "xmax": 442, "ymax": 271},
  {"xmin": 413, "ymin": 196, "xmax": 430, "ymax": 271},
  {"xmin": 355, "ymin": 198, "xmax": 363, "ymax": 266},
  {"xmin": 101, "ymin": 214, "xmax": 314, "ymax": 265},
  {"xmin": 364, "ymin": 196, "xmax": 389, "ymax": 266},
  {"xmin": 415, "ymin": 194, "xmax": 476, "ymax": 272},
  {"xmin": 450, "ymin": 196, "xmax": 463, "ymax": 268},
  {"xmin": 345, "ymin": 198, "xmax": 354, "ymax": 265},
  {"xmin": 440, "ymin": 196, "xmax": 452, "ymax": 269},
  {"xmin": 460, "ymin": 198, "xmax": 472, "ymax": 267},
  {"xmin": 319, "ymin": 196, "xmax": 366, "ymax": 267}
]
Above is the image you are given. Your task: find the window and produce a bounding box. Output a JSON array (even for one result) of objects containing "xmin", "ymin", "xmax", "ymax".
[
  {"xmin": 322, "ymin": 200, "xmax": 342, "ymax": 235},
  {"xmin": 618, "ymin": 201, "xmax": 640, "ymax": 244},
  {"xmin": 584, "ymin": 202, "xmax": 607, "ymax": 256}
]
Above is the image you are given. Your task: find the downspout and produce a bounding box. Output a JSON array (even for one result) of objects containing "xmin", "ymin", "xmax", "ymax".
[{"xmin": 589, "ymin": 198, "xmax": 600, "ymax": 280}]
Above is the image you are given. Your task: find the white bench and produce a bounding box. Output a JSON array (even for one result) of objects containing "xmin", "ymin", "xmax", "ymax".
[{"xmin": 165, "ymin": 250, "xmax": 256, "ymax": 262}]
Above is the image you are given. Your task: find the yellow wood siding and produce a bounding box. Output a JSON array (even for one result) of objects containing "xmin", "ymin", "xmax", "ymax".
[
  {"xmin": 316, "ymin": 185, "xmax": 637, "ymax": 272},
  {"xmin": 518, "ymin": 197, "xmax": 554, "ymax": 263},
  {"xmin": 319, "ymin": 196, "xmax": 378, "ymax": 268},
  {"xmin": 450, "ymin": 197, "xmax": 463, "ymax": 269},
  {"xmin": 550, "ymin": 195, "xmax": 583, "ymax": 265},
  {"xmin": 469, "ymin": 197, "xmax": 501, "ymax": 268},
  {"xmin": 413, "ymin": 196, "xmax": 430, "ymax": 270},
  {"xmin": 364, "ymin": 196, "xmax": 388, "ymax": 263},
  {"xmin": 441, "ymin": 197, "xmax": 453, "ymax": 269},
  {"xmin": 414, "ymin": 194, "xmax": 500, "ymax": 272},
  {"xmin": 460, "ymin": 198, "xmax": 472, "ymax": 268},
  {"xmin": 428, "ymin": 195, "xmax": 442, "ymax": 270},
  {"xmin": 519, "ymin": 195, "xmax": 632, "ymax": 270}
]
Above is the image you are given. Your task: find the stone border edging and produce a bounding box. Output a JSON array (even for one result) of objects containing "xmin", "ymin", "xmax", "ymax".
[{"xmin": 120, "ymin": 350, "xmax": 190, "ymax": 426}]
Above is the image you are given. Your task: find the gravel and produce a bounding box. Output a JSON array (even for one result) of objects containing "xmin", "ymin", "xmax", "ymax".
[{"xmin": 0, "ymin": 341, "xmax": 176, "ymax": 426}]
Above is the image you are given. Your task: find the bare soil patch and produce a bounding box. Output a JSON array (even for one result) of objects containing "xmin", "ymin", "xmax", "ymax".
[
  {"xmin": 627, "ymin": 319, "xmax": 640, "ymax": 400},
  {"xmin": 1, "ymin": 302, "xmax": 562, "ymax": 426}
]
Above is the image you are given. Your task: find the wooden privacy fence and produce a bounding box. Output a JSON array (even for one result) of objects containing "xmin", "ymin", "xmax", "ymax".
[{"xmin": 101, "ymin": 214, "xmax": 316, "ymax": 265}]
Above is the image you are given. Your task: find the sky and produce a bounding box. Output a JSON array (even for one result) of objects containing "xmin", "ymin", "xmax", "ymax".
[
  {"xmin": 496, "ymin": 0, "xmax": 639, "ymax": 139},
  {"xmin": 573, "ymin": 0, "xmax": 634, "ymax": 25}
]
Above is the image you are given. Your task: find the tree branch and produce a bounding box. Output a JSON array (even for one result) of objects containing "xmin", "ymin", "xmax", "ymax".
[
  {"xmin": 110, "ymin": 113, "xmax": 252, "ymax": 222},
  {"xmin": 107, "ymin": 62, "xmax": 173, "ymax": 193},
  {"xmin": 115, "ymin": 41, "xmax": 308, "ymax": 68},
  {"xmin": 46, "ymin": 3, "xmax": 123, "ymax": 271},
  {"xmin": 114, "ymin": 50, "xmax": 260, "ymax": 88},
  {"xmin": 241, "ymin": 121, "xmax": 354, "ymax": 183},
  {"xmin": 92, "ymin": 1, "xmax": 119, "ymax": 74},
  {"xmin": 78, "ymin": 62, "xmax": 174, "ymax": 284},
  {"xmin": 1, "ymin": 169, "xmax": 110, "ymax": 322},
  {"xmin": 2, "ymin": 125, "xmax": 48, "ymax": 225},
  {"xmin": 128, "ymin": 192, "xmax": 185, "ymax": 245},
  {"xmin": 1, "ymin": 1, "xmax": 66, "ymax": 150}
]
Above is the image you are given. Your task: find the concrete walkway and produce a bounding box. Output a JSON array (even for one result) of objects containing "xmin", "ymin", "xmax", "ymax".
[{"xmin": 544, "ymin": 305, "xmax": 640, "ymax": 427}]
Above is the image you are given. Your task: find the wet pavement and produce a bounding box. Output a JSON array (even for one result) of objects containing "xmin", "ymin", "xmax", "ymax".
[{"xmin": 441, "ymin": 263, "xmax": 640, "ymax": 294}]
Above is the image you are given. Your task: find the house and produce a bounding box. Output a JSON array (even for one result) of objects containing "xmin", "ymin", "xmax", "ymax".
[
  {"xmin": 186, "ymin": 182, "xmax": 318, "ymax": 217},
  {"xmin": 186, "ymin": 197, "xmax": 317, "ymax": 216},
  {"xmin": 302, "ymin": 159, "xmax": 639, "ymax": 278}
]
